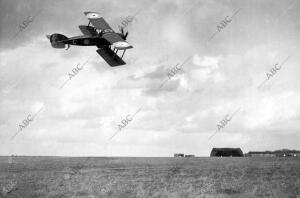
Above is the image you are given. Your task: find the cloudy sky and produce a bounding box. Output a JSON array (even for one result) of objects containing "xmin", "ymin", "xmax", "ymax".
[{"xmin": 0, "ymin": 0, "xmax": 299, "ymax": 156}]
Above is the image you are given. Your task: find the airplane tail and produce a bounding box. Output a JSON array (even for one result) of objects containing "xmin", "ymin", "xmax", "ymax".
[{"xmin": 46, "ymin": 33, "xmax": 68, "ymax": 49}]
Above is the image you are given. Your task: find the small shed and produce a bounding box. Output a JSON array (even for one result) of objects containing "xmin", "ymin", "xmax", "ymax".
[{"xmin": 185, "ymin": 155, "xmax": 195, "ymax": 157}]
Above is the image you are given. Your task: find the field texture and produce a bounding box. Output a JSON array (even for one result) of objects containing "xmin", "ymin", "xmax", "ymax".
[{"xmin": 0, "ymin": 157, "xmax": 299, "ymax": 198}]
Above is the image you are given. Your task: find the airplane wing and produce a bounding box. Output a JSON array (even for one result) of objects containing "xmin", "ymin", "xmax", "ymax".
[
  {"xmin": 78, "ymin": 25, "xmax": 98, "ymax": 36},
  {"xmin": 84, "ymin": 11, "xmax": 133, "ymax": 50},
  {"xmin": 101, "ymin": 32, "xmax": 133, "ymax": 50},
  {"xmin": 96, "ymin": 46, "xmax": 126, "ymax": 67},
  {"xmin": 84, "ymin": 12, "xmax": 113, "ymax": 31}
]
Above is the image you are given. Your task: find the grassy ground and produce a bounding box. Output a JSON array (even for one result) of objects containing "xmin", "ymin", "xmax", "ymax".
[{"xmin": 0, "ymin": 156, "xmax": 299, "ymax": 198}]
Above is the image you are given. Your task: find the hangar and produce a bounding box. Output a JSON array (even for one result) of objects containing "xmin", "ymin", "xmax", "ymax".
[{"xmin": 210, "ymin": 148, "xmax": 244, "ymax": 157}]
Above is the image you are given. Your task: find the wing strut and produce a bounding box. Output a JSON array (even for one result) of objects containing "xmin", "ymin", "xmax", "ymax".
[
  {"xmin": 121, "ymin": 49, "xmax": 126, "ymax": 59},
  {"xmin": 113, "ymin": 49, "xmax": 119, "ymax": 58},
  {"xmin": 112, "ymin": 48, "xmax": 127, "ymax": 59}
]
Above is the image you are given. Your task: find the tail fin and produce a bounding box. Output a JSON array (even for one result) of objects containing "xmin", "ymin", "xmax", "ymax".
[{"xmin": 47, "ymin": 33, "xmax": 68, "ymax": 49}]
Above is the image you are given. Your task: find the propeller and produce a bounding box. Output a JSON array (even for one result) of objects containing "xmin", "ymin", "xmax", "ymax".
[{"xmin": 119, "ymin": 27, "xmax": 128, "ymax": 40}]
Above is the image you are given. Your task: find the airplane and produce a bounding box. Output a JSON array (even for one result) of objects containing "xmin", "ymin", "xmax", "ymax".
[{"xmin": 46, "ymin": 12, "xmax": 133, "ymax": 66}]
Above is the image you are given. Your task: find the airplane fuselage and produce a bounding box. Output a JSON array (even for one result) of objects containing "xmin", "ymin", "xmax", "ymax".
[{"xmin": 65, "ymin": 35, "xmax": 110, "ymax": 47}]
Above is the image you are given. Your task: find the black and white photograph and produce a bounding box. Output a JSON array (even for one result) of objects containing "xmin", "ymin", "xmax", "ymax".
[{"xmin": 0, "ymin": 0, "xmax": 300, "ymax": 197}]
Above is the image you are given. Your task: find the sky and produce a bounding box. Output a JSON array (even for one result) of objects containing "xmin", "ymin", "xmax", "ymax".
[{"xmin": 0, "ymin": 0, "xmax": 299, "ymax": 157}]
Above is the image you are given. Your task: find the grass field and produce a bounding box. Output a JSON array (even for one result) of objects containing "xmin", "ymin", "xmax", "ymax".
[{"xmin": 0, "ymin": 156, "xmax": 299, "ymax": 198}]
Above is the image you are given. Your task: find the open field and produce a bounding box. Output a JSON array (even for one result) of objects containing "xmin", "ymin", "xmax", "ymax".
[{"xmin": 0, "ymin": 157, "xmax": 299, "ymax": 198}]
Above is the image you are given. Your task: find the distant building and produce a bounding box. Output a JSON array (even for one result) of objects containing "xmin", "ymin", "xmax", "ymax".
[
  {"xmin": 210, "ymin": 148, "xmax": 243, "ymax": 157},
  {"xmin": 245, "ymin": 149, "xmax": 300, "ymax": 157},
  {"xmin": 184, "ymin": 155, "xmax": 195, "ymax": 157},
  {"xmin": 247, "ymin": 151, "xmax": 276, "ymax": 157},
  {"xmin": 174, "ymin": 153, "xmax": 184, "ymax": 157},
  {"xmin": 274, "ymin": 149, "xmax": 300, "ymax": 157}
]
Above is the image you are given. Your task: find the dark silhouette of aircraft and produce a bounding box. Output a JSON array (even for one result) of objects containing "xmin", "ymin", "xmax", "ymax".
[{"xmin": 47, "ymin": 12, "xmax": 133, "ymax": 66}]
